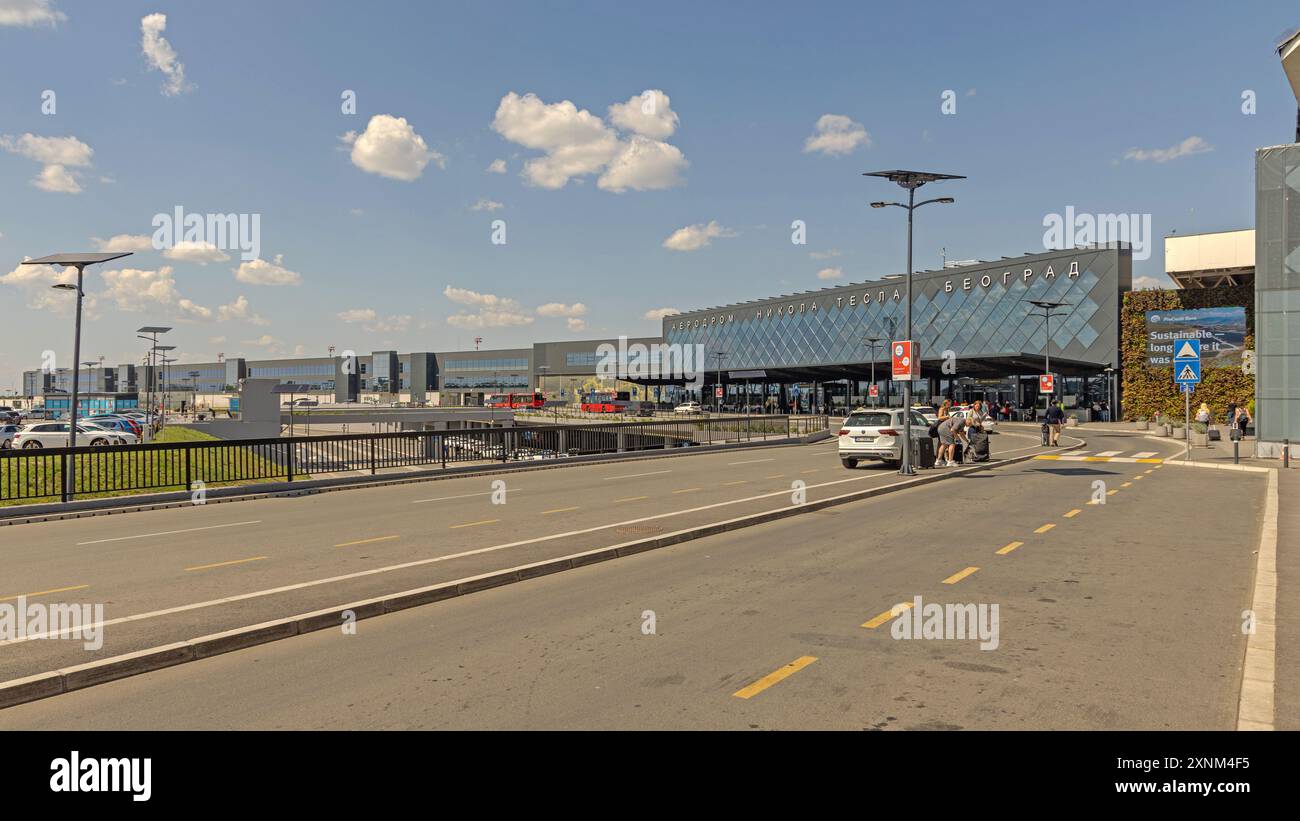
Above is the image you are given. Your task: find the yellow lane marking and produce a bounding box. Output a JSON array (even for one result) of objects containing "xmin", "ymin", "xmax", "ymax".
[
  {"xmin": 1134, "ymin": 475, "xmax": 1144, "ymax": 481},
  {"xmin": 765, "ymin": 474, "xmax": 785, "ymax": 479},
  {"xmin": 1154, "ymin": 464, "xmax": 1164, "ymax": 469},
  {"xmin": 1064, "ymin": 509, "xmax": 1081, "ymax": 518},
  {"xmin": 1144, "ymin": 469, "xmax": 1155, "ymax": 474},
  {"xmin": 1136, "ymin": 458, "xmax": 1165, "ymax": 463},
  {"xmin": 942, "ymin": 566, "xmax": 980, "ymax": 585},
  {"xmin": 614, "ymin": 495, "xmax": 648, "ymax": 503},
  {"xmin": 450, "ymin": 519, "xmax": 499, "ymax": 529},
  {"xmin": 1034, "ymin": 523, "xmax": 1055, "ymax": 534},
  {"xmin": 0, "ymin": 584, "xmax": 90, "ymax": 602},
  {"xmin": 996, "ymin": 541, "xmax": 1024, "ymax": 555},
  {"xmin": 862, "ymin": 601, "xmax": 914, "ymax": 629},
  {"xmin": 722, "ymin": 480, "xmax": 748, "ymax": 486},
  {"xmin": 1034, "ymin": 454, "xmax": 1061, "ymax": 460},
  {"xmin": 733, "ymin": 656, "xmax": 818, "ymax": 699},
  {"xmin": 542, "ymin": 506, "xmax": 580, "ymax": 515},
  {"xmin": 672, "ymin": 487, "xmax": 702, "ymax": 494},
  {"xmin": 1107, "ymin": 489, "xmax": 1118, "ymax": 496},
  {"xmin": 800, "ymin": 469, "xmax": 820, "ymax": 474},
  {"xmin": 185, "ymin": 556, "xmax": 267, "ymax": 572},
  {"xmin": 1121, "ymin": 482, "xmax": 1132, "ymax": 488},
  {"xmin": 334, "ymin": 535, "xmax": 399, "ymax": 548}
]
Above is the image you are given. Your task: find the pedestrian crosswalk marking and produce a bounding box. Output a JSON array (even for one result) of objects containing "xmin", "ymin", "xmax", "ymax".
[
  {"xmin": 1034, "ymin": 453, "xmax": 1164, "ymax": 464},
  {"xmin": 1132, "ymin": 451, "xmax": 1158, "ymax": 458},
  {"xmin": 1096, "ymin": 450, "xmax": 1122, "ymax": 457}
]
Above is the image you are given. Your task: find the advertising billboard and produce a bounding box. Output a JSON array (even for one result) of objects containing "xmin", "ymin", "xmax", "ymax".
[{"xmin": 1144, "ymin": 307, "xmax": 1247, "ymax": 368}]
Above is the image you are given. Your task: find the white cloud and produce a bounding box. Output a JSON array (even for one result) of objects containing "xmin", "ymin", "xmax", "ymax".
[
  {"xmin": 0, "ymin": 0, "xmax": 66, "ymax": 27},
  {"xmin": 816, "ymin": 266, "xmax": 844, "ymax": 280},
  {"xmin": 491, "ymin": 90, "xmax": 687, "ymax": 192},
  {"xmin": 234, "ymin": 254, "xmax": 300, "ymax": 286},
  {"xmin": 1132, "ymin": 275, "xmax": 1174, "ymax": 291},
  {"xmin": 443, "ymin": 285, "xmax": 534, "ymax": 328},
  {"xmin": 337, "ymin": 308, "xmax": 376, "ymax": 323},
  {"xmin": 216, "ymin": 294, "xmax": 266, "ymax": 324},
  {"xmin": 485, "ymin": 158, "xmax": 507, "ymax": 174},
  {"xmin": 566, "ymin": 317, "xmax": 587, "ymax": 332},
  {"xmin": 0, "ymin": 133, "xmax": 93, "ymax": 193},
  {"xmin": 662, "ymin": 220, "xmax": 736, "ymax": 252},
  {"xmin": 607, "ymin": 90, "xmax": 679, "ymax": 139},
  {"xmin": 242, "ymin": 334, "xmax": 281, "ymax": 349},
  {"xmin": 164, "ymin": 240, "xmax": 230, "ymax": 265},
  {"xmin": 0, "ymin": 258, "xmax": 84, "ymax": 313},
  {"xmin": 598, "ymin": 135, "xmax": 687, "ymax": 192},
  {"xmin": 803, "ymin": 114, "xmax": 871, "ymax": 156},
  {"xmin": 140, "ymin": 13, "xmax": 191, "ymax": 96},
  {"xmin": 643, "ymin": 307, "xmax": 680, "ymax": 321},
  {"xmin": 1122, "ymin": 136, "xmax": 1212, "ymax": 164},
  {"xmin": 470, "ymin": 197, "xmax": 504, "ymax": 212},
  {"xmin": 99, "ymin": 266, "xmax": 180, "ymax": 312},
  {"xmin": 92, "ymin": 234, "xmax": 153, "ymax": 253},
  {"xmin": 810, "ymin": 248, "xmax": 842, "ymax": 260},
  {"xmin": 536, "ymin": 301, "xmax": 587, "ymax": 318},
  {"xmin": 340, "ymin": 114, "xmax": 444, "ymax": 181}
]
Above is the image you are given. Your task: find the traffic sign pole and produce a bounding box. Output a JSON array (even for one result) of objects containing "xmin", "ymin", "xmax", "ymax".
[{"xmin": 1185, "ymin": 385, "xmax": 1191, "ymax": 463}]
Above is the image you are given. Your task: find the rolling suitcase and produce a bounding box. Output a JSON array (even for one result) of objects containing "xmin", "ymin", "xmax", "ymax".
[{"xmin": 969, "ymin": 430, "xmax": 990, "ymax": 462}]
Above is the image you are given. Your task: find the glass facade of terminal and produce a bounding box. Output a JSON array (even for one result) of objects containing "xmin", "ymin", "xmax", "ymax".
[
  {"xmin": 1256, "ymin": 144, "xmax": 1300, "ymax": 445},
  {"xmin": 664, "ymin": 248, "xmax": 1127, "ymax": 375}
]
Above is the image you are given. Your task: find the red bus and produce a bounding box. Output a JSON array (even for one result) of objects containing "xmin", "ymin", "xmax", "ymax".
[
  {"xmin": 581, "ymin": 391, "xmax": 630, "ymax": 413},
  {"xmin": 486, "ymin": 391, "xmax": 545, "ymax": 409}
]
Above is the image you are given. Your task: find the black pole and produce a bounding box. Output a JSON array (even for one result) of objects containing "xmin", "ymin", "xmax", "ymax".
[{"xmin": 901, "ymin": 186, "xmax": 914, "ymax": 474}]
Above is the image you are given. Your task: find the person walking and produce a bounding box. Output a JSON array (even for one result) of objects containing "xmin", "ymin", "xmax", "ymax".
[
  {"xmin": 1195, "ymin": 402, "xmax": 1211, "ymax": 425},
  {"xmin": 1044, "ymin": 401, "xmax": 1065, "ymax": 446}
]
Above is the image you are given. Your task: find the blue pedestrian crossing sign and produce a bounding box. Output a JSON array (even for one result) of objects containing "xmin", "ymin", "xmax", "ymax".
[{"xmin": 1173, "ymin": 338, "xmax": 1201, "ymax": 386}]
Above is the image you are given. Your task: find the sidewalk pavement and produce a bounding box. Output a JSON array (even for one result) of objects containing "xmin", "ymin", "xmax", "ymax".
[{"xmin": 1277, "ymin": 469, "xmax": 1299, "ymax": 729}]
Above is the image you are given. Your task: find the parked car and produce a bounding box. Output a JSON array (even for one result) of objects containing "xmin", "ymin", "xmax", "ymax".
[
  {"xmin": 838, "ymin": 407, "xmax": 930, "ymax": 469},
  {"xmin": 0, "ymin": 406, "xmax": 20, "ymax": 424},
  {"xmin": 11, "ymin": 422, "xmax": 122, "ymax": 448},
  {"xmin": 79, "ymin": 420, "xmax": 139, "ymax": 444},
  {"xmin": 949, "ymin": 407, "xmax": 997, "ymax": 431},
  {"xmin": 0, "ymin": 423, "xmax": 20, "ymax": 449},
  {"xmin": 911, "ymin": 405, "xmax": 939, "ymax": 424},
  {"xmin": 631, "ymin": 401, "xmax": 656, "ymax": 418},
  {"xmin": 674, "ymin": 401, "xmax": 703, "ymax": 415},
  {"xmin": 85, "ymin": 414, "xmax": 144, "ymax": 437}
]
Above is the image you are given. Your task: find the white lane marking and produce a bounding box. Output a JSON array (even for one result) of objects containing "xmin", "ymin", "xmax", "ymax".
[
  {"xmin": 9, "ymin": 467, "xmax": 962, "ymax": 644},
  {"xmin": 601, "ymin": 470, "xmax": 671, "ymax": 480},
  {"xmin": 1132, "ymin": 451, "xmax": 1158, "ymax": 458},
  {"xmin": 728, "ymin": 458, "xmax": 775, "ymax": 465},
  {"xmin": 1096, "ymin": 450, "xmax": 1122, "ymax": 457},
  {"xmin": 411, "ymin": 491, "xmax": 495, "ymax": 504},
  {"xmin": 76, "ymin": 521, "xmax": 262, "ymax": 546}
]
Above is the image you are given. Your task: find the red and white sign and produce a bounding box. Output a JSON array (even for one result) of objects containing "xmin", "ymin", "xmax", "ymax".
[
  {"xmin": 868, "ymin": 384, "xmax": 879, "ymax": 398},
  {"xmin": 714, "ymin": 386, "xmax": 723, "ymax": 398},
  {"xmin": 1039, "ymin": 373, "xmax": 1055, "ymax": 394},
  {"xmin": 891, "ymin": 340, "xmax": 919, "ymax": 381}
]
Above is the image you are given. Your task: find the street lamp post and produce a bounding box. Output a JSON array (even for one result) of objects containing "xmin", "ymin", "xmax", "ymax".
[
  {"xmin": 1026, "ymin": 299, "xmax": 1071, "ymax": 417},
  {"xmin": 1103, "ymin": 366, "xmax": 1115, "ymax": 422},
  {"xmin": 862, "ymin": 336, "xmax": 883, "ymax": 408},
  {"xmin": 865, "ymin": 170, "xmax": 963, "ymax": 475},
  {"xmin": 24, "ymin": 252, "xmax": 133, "ymax": 501},
  {"xmin": 712, "ymin": 352, "xmax": 728, "ymax": 414}
]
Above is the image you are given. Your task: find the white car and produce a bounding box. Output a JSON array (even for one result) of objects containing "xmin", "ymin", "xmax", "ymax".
[
  {"xmin": 674, "ymin": 402, "xmax": 703, "ymax": 415},
  {"xmin": 80, "ymin": 420, "xmax": 139, "ymax": 444},
  {"xmin": 838, "ymin": 407, "xmax": 930, "ymax": 469},
  {"xmin": 11, "ymin": 422, "xmax": 128, "ymax": 449},
  {"xmin": 0, "ymin": 423, "xmax": 20, "ymax": 449},
  {"xmin": 912, "ymin": 405, "xmax": 939, "ymax": 424},
  {"xmin": 950, "ymin": 407, "xmax": 997, "ymax": 431}
]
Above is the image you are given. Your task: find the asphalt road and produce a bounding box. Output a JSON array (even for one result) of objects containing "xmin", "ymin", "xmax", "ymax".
[
  {"xmin": 2, "ymin": 429, "xmax": 1264, "ymax": 729},
  {"xmin": 0, "ymin": 426, "xmax": 1053, "ymax": 681}
]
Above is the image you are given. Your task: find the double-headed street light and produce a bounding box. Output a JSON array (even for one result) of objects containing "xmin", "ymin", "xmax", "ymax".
[
  {"xmin": 1026, "ymin": 299, "xmax": 1071, "ymax": 415},
  {"xmin": 861, "ymin": 336, "xmax": 884, "ymax": 408},
  {"xmin": 864, "ymin": 170, "xmax": 963, "ymax": 475}
]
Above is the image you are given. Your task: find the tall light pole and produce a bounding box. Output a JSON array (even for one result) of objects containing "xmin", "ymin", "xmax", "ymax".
[
  {"xmin": 1026, "ymin": 299, "xmax": 1071, "ymax": 416},
  {"xmin": 862, "ymin": 335, "xmax": 883, "ymax": 408},
  {"xmin": 712, "ymin": 352, "xmax": 728, "ymax": 414},
  {"xmin": 24, "ymin": 252, "xmax": 133, "ymax": 500},
  {"xmin": 865, "ymin": 170, "xmax": 963, "ymax": 475}
]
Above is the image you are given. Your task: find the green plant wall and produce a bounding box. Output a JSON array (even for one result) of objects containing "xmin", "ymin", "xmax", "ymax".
[{"xmin": 1121, "ymin": 287, "xmax": 1254, "ymax": 422}]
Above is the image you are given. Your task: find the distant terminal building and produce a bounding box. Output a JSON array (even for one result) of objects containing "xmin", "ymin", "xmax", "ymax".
[{"xmin": 1164, "ymin": 229, "xmax": 1255, "ymax": 289}]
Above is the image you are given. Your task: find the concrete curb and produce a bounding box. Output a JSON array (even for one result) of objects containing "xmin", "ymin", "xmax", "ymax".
[
  {"xmin": 0, "ymin": 432, "xmax": 827, "ymax": 527},
  {"xmin": 1140, "ymin": 435, "xmax": 1278, "ymax": 472},
  {"xmin": 1237, "ymin": 468, "xmax": 1278, "ymax": 731},
  {"xmin": 0, "ymin": 440, "xmax": 1076, "ymax": 711}
]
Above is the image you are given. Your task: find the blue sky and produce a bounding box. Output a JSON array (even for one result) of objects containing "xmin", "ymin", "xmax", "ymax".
[{"xmin": 1, "ymin": 0, "xmax": 1296, "ymax": 390}]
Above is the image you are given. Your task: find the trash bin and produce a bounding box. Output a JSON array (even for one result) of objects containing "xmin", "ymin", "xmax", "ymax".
[{"xmin": 911, "ymin": 435, "xmax": 936, "ymax": 469}]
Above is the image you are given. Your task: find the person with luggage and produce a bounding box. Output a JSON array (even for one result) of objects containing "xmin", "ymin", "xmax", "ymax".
[
  {"xmin": 1044, "ymin": 401, "xmax": 1065, "ymax": 446},
  {"xmin": 936, "ymin": 414, "xmax": 968, "ymax": 467},
  {"xmin": 1233, "ymin": 404, "xmax": 1252, "ymax": 435}
]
